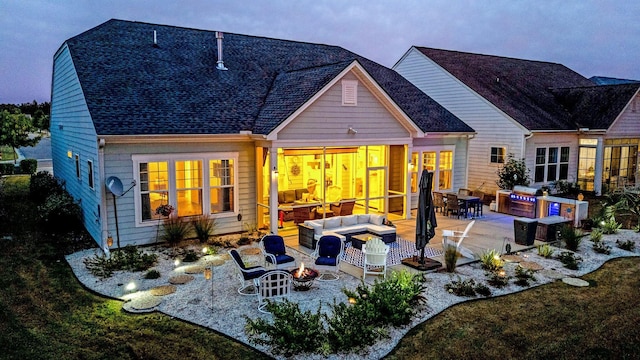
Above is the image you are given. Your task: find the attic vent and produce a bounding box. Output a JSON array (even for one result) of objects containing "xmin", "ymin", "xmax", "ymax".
[{"xmin": 342, "ymin": 80, "xmax": 358, "ymax": 106}]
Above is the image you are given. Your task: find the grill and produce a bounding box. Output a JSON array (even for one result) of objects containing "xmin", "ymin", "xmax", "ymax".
[{"xmin": 509, "ymin": 186, "xmax": 538, "ymax": 218}]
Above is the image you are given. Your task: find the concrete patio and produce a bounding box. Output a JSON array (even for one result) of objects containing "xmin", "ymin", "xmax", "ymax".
[{"xmin": 284, "ymin": 205, "xmax": 552, "ymax": 279}]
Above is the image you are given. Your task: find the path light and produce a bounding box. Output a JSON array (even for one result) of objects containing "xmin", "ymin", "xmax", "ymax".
[
  {"xmin": 204, "ymin": 267, "xmax": 214, "ymax": 309},
  {"xmin": 202, "ymin": 247, "xmax": 209, "ymax": 254},
  {"xmin": 498, "ymin": 270, "xmax": 507, "ymax": 278},
  {"xmin": 348, "ymin": 297, "xmax": 357, "ymax": 304},
  {"xmin": 126, "ymin": 281, "xmax": 137, "ymax": 293},
  {"xmin": 106, "ymin": 234, "xmax": 114, "ymax": 247},
  {"xmin": 174, "ymin": 259, "xmax": 180, "ymax": 267}
]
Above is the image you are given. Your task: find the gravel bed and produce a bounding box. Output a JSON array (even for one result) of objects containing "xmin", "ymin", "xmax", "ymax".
[{"xmin": 65, "ymin": 230, "xmax": 640, "ymax": 359}]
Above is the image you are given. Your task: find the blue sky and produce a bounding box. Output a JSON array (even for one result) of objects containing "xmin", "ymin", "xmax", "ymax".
[{"xmin": 1, "ymin": 0, "xmax": 639, "ymax": 104}]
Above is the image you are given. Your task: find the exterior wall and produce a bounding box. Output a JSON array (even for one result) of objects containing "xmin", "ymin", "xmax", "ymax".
[
  {"xmin": 102, "ymin": 141, "xmax": 255, "ymax": 246},
  {"xmin": 524, "ymin": 133, "xmax": 579, "ymax": 186},
  {"xmin": 278, "ymin": 73, "xmax": 411, "ymax": 140},
  {"xmin": 50, "ymin": 44, "xmax": 103, "ymax": 244},
  {"xmin": 394, "ymin": 48, "xmax": 527, "ymax": 194},
  {"xmin": 410, "ymin": 135, "xmax": 468, "ymax": 208},
  {"xmin": 606, "ymin": 94, "xmax": 640, "ymax": 137}
]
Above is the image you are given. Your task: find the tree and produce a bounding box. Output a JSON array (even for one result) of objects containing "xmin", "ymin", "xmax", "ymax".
[
  {"xmin": 496, "ymin": 153, "xmax": 530, "ymax": 190},
  {"xmin": 0, "ymin": 109, "xmax": 41, "ymax": 163}
]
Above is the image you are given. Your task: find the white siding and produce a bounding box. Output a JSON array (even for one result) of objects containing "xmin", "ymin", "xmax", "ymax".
[
  {"xmin": 102, "ymin": 141, "xmax": 255, "ymax": 246},
  {"xmin": 50, "ymin": 45, "xmax": 102, "ymax": 243},
  {"xmin": 395, "ymin": 48, "xmax": 527, "ymax": 194},
  {"xmin": 607, "ymin": 94, "xmax": 640, "ymax": 137},
  {"xmin": 278, "ymin": 73, "xmax": 410, "ymax": 140}
]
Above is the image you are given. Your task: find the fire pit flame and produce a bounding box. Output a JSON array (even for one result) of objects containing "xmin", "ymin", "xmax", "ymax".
[{"xmin": 296, "ymin": 262, "xmax": 305, "ymax": 278}]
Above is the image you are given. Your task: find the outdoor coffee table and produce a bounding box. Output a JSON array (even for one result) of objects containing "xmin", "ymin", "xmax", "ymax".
[{"xmin": 351, "ymin": 233, "xmax": 380, "ymax": 250}]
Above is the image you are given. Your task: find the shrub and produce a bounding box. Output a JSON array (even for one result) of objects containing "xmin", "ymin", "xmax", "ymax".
[
  {"xmin": 616, "ymin": 239, "xmax": 636, "ymax": 251},
  {"xmin": 244, "ymin": 301, "xmax": 328, "ymax": 357},
  {"xmin": 551, "ymin": 180, "xmax": 580, "ymax": 196},
  {"xmin": 443, "ymin": 243, "xmax": 459, "ymax": 273},
  {"xmin": 192, "ymin": 214, "xmax": 215, "ymax": 243},
  {"xmin": 560, "ymin": 225, "xmax": 583, "ymax": 251},
  {"xmin": 326, "ymin": 298, "xmax": 384, "ymax": 353},
  {"xmin": 537, "ymin": 244, "xmax": 554, "ymax": 258},
  {"xmin": 601, "ymin": 217, "xmax": 622, "ymax": 234},
  {"xmin": 496, "ymin": 154, "xmax": 530, "ymax": 190},
  {"xmin": 0, "ymin": 163, "xmax": 15, "ymax": 175},
  {"xmin": 480, "ymin": 249, "xmax": 504, "ymax": 272},
  {"xmin": 556, "ymin": 251, "xmax": 582, "ymax": 270},
  {"xmin": 445, "ymin": 278, "xmax": 481, "ymax": 297},
  {"xmin": 83, "ymin": 245, "xmax": 158, "ymax": 278},
  {"xmin": 144, "ymin": 269, "xmax": 161, "ymax": 279},
  {"xmin": 29, "ymin": 171, "xmax": 65, "ymax": 203},
  {"xmin": 592, "ymin": 240, "xmax": 611, "ymax": 254},
  {"xmin": 38, "ymin": 192, "xmax": 82, "ymax": 235},
  {"xmin": 182, "ymin": 249, "xmax": 199, "ymax": 262},
  {"xmin": 19, "ymin": 158, "xmax": 38, "ymax": 174},
  {"xmin": 590, "ymin": 228, "xmax": 603, "ymax": 243},
  {"xmin": 474, "ymin": 283, "xmax": 492, "ymax": 297},
  {"xmin": 486, "ymin": 270, "xmax": 510, "ymax": 288},
  {"xmin": 514, "ymin": 266, "xmax": 536, "ymax": 287},
  {"xmin": 160, "ymin": 217, "xmax": 191, "ymax": 245}
]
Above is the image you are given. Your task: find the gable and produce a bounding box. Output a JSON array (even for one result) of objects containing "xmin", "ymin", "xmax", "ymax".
[{"xmin": 276, "ymin": 72, "xmax": 411, "ymax": 141}]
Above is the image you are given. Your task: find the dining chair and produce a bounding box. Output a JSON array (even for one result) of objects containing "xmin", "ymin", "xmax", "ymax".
[
  {"xmin": 458, "ymin": 188, "xmax": 471, "ymax": 196},
  {"xmin": 433, "ymin": 192, "xmax": 445, "ymax": 214},
  {"xmin": 445, "ymin": 193, "xmax": 464, "ymax": 219},
  {"xmin": 472, "ymin": 190, "xmax": 485, "ymax": 217},
  {"xmin": 293, "ymin": 205, "xmax": 316, "ymax": 224}
]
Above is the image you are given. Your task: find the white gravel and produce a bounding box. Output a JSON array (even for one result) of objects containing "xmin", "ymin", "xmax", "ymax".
[{"xmin": 65, "ymin": 230, "xmax": 640, "ymax": 360}]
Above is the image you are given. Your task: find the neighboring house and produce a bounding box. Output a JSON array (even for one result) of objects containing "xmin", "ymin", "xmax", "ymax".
[
  {"xmin": 590, "ymin": 76, "xmax": 640, "ymax": 85},
  {"xmin": 394, "ymin": 47, "xmax": 640, "ymax": 196},
  {"xmin": 50, "ymin": 20, "xmax": 473, "ymax": 248}
]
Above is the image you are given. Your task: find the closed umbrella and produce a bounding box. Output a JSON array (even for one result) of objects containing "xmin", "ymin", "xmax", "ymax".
[{"xmin": 415, "ymin": 170, "xmax": 437, "ymax": 264}]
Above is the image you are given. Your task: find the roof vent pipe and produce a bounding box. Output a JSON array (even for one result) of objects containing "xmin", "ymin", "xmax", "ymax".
[
  {"xmin": 216, "ymin": 31, "xmax": 228, "ymax": 70},
  {"xmin": 153, "ymin": 30, "xmax": 158, "ymax": 47}
]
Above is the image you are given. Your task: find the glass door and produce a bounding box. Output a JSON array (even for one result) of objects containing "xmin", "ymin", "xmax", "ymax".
[{"xmin": 366, "ymin": 167, "xmax": 386, "ymax": 213}]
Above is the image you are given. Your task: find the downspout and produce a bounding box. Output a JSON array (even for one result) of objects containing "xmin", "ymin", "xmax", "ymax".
[
  {"xmin": 522, "ymin": 133, "xmax": 533, "ymax": 159},
  {"xmin": 98, "ymin": 138, "xmax": 109, "ymax": 256}
]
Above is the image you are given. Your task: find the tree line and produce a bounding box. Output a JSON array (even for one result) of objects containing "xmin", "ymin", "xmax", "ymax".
[{"xmin": 1, "ymin": 101, "xmax": 49, "ymax": 163}]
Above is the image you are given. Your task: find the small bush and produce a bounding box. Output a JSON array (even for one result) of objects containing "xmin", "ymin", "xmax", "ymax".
[
  {"xmin": 83, "ymin": 246, "xmax": 158, "ymax": 278},
  {"xmin": 514, "ymin": 266, "xmax": 536, "ymax": 287},
  {"xmin": 443, "ymin": 244, "xmax": 459, "ymax": 273},
  {"xmin": 19, "ymin": 158, "xmax": 38, "ymax": 174},
  {"xmin": 537, "ymin": 244, "xmax": 554, "ymax": 258},
  {"xmin": 192, "ymin": 214, "xmax": 215, "ymax": 243},
  {"xmin": 0, "ymin": 163, "xmax": 15, "ymax": 175},
  {"xmin": 590, "ymin": 228, "xmax": 603, "ymax": 243},
  {"xmin": 30, "ymin": 171, "xmax": 65, "ymax": 203},
  {"xmin": 38, "ymin": 192, "xmax": 83, "ymax": 235},
  {"xmin": 593, "ymin": 240, "xmax": 611, "ymax": 254},
  {"xmin": 560, "ymin": 225, "xmax": 583, "ymax": 252},
  {"xmin": 486, "ymin": 271, "xmax": 510, "ymax": 288},
  {"xmin": 556, "ymin": 251, "xmax": 582, "ymax": 270},
  {"xmin": 445, "ymin": 277, "xmax": 478, "ymax": 297},
  {"xmin": 160, "ymin": 217, "xmax": 191, "ymax": 245},
  {"xmin": 144, "ymin": 269, "xmax": 161, "ymax": 279},
  {"xmin": 616, "ymin": 239, "xmax": 636, "ymax": 251},
  {"xmin": 601, "ymin": 218, "xmax": 622, "ymax": 234},
  {"xmin": 480, "ymin": 249, "xmax": 504, "ymax": 272},
  {"xmin": 182, "ymin": 249, "xmax": 199, "ymax": 262},
  {"xmin": 474, "ymin": 283, "xmax": 492, "ymax": 297}
]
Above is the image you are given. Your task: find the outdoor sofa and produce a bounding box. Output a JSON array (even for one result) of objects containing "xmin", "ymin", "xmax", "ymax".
[{"xmin": 298, "ymin": 214, "xmax": 396, "ymax": 250}]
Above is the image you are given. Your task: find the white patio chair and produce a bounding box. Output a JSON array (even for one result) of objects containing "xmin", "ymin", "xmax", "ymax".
[
  {"xmin": 256, "ymin": 269, "xmax": 292, "ymax": 313},
  {"xmin": 441, "ymin": 220, "xmax": 476, "ymax": 259},
  {"xmin": 362, "ymin": 238, "xmax": 390, "ymax": 280}
]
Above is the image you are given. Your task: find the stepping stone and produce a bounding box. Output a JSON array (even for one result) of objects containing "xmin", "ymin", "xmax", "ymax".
[
  {"xmin": 539, "ymin": 269, "xmax": 564, "ymax": 280},
  {"xmin": 169, "ymin": 275, "xmax": 194, "ymax": 285},
  {"xmin": 127, "ymin": 296, "xmax": 162, "ymax": 311},
  {"xmin": 150, "ymin": 285, "xmax": 177, "ymax": 296},
  {"xmin": 562, "ymin": 277, "xmax": 589, "ymax": 287},
  {"xmin": 501, "ymin": 254, "xmax": 524, "ymax": 262},
  {"xmin": 184, "ymin": 266, "xmax": 206, "ymax": 274},
  {"xmin": 519, "ymin": 261, "xmax": 544, "ymax": 271},
  {"xmin": 203, "ymin": 258, "xmax": 226, "ymax": 267}
]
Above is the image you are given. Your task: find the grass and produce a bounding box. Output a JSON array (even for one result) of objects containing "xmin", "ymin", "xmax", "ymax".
[
  {"xmin": 2, "ymin": 177, "xmax": 640, "ymax": 359},
  {"xmin": 1, "ymin": 145, "xmax": 17, "ymax": 161},
  {"xmin": 386, "ymin": 257, "xmax": 640, "ymax": 359}
]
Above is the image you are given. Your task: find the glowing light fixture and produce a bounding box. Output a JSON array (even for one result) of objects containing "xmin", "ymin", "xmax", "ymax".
[{"xmin": 126, "ymin": 281, "xmax": 136, "ymax": 292}]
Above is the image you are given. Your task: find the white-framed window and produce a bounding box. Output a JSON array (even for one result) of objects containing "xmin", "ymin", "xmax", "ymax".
[
  {"xmin": 75, "ymin": 154, "xmax": 80, "ymax": 179},
  {"xmin": 133, "ymin": 152, "xmax": 239, "ymax": 226},
  {"xmin": 535, "ymin": 146, "xmax": 569, "ymax": 183},
  {"xmin": 87, "ymin": 159, "xmax": 94, "ymax": 189},
  {"xmin": 490, "ymin": 146, "xmax": 506, "ymax": 164},
  {"xmin": 342, "ymin": 80, "xmax": 358, "ymax": 106}
]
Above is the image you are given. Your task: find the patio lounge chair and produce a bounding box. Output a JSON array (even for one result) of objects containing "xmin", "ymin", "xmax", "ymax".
[
  {"xmin": 229, "ymin": 249, "xmax": 269, "ymax": 295},
  {"xmin": 257, "ymin": 269, "xmax": 292, "ymax": 313},
  {"xmin": 259, "ymin": 234, "xmax": 297, "ymax": 269},
  {"xmin": 441, "ymin": 220, "xmax": 475, "ymax": 259},
  {"xmin": 362, "ymin": 237, "xmax": 389, "ymax": 280},
  {"xmin": 311, "ymin": 235, "xmax": 345, "ymax": 281}
]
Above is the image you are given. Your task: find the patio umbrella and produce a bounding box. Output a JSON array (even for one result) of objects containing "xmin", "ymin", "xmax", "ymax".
[{"xmin": 415, "ymin": 170, "xmax": 437, "ymax": 264}]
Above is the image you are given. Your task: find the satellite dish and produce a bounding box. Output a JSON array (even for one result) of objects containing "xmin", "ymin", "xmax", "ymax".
[{"xmin": 106, "ymin": 176, "xmax": 124, "ymax": 197}]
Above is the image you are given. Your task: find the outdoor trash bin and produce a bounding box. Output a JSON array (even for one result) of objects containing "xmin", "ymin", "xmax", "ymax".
[{"xmin": 514, "ymin": 217, "xmax": 538, "ymax": 245}]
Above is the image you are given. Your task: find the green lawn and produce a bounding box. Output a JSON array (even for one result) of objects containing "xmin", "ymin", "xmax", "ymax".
[{"xmin": 2, "ymin": 176, "xmax": 639, "ymax": 359}]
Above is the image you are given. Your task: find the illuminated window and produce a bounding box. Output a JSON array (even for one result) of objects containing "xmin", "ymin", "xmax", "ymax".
[
  {"xmin": 439, "ymin": 151, "xmax": 453, "ymax": 190},
  {"xmin": 535, "ymin": 146, "xmax": 569, "ymax": 182},
  {"xmin": 210, "ymin": 159, "xmax": 234, "ymax": 213},
  {"xmin": 490, "ymin": 147, "xmax": 506, "ymax": 163},
  {"xmin": 139, "ymin": 161, "xmax": 169, "ymax": 221},
  {"xmin": 176, "ymin": 160, "xmax": 203, "ymax": 217}
]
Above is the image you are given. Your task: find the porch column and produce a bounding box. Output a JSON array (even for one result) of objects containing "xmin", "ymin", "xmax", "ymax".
[
  {"xmin": 594, "ymin": 137, "xmax": 604, "ymax": 196},
  {"xmin": 269, "ymin": 147, "xmax": 279, "ymax": 234},
  {"xmin": 406, "ymin": 143, "xmax": 413, "ymax": 220}
]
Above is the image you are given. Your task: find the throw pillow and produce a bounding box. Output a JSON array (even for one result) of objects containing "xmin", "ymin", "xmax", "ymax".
[
  {"xmin": 357, "ymin": 214, "xmax": 371, "ymax": 224},
  {"xmin": 369, "ymin": 214, "xmax": 385, "ymax": 226},
  {"xmin": 324, "ymin": 217, "xmax": 342, "ymax": 229},
  {"xmin": 341, "ymin": 215, "xmax": 358, "ymax": 226}
]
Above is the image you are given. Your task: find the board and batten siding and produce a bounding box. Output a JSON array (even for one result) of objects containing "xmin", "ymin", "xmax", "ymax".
[
  {"xmin": 394, "ymin": 48, "xmax": 526, "ymax": 194},
  {"xmin": 278, "ymin": 73, "xmax": 411, "ymax": 141},
  {"xmin": 102, "ymin": 141, "xmax": 255, "ymax": 246},
  {"xmin": 50, "ymin": 44, "xmax": 103, "ymax": 244}
]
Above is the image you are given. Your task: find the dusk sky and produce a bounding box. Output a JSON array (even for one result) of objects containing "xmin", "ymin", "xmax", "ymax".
[{"xmin": 1, "ymin": 0, "xmax": 639, "ymax": 104}]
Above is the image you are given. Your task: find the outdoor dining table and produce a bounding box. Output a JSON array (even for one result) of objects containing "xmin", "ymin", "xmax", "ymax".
[{"xmin": 437, "ymin": 191, "xmax": 481, "ymax": 219}]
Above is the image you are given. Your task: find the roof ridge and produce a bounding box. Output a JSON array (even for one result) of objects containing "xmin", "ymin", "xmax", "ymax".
[{"xmin": 415, "ymin": 46, "xmax": 566, "ymax": 67}]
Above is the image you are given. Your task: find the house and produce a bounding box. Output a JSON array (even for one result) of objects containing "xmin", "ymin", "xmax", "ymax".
[
  {"xmin": 50, "ymin": 20, "xmax": 473, "ymax": 249},
  {"xmin": 394, "ymin": 47, "xmax": 640, "ymax": 197}
]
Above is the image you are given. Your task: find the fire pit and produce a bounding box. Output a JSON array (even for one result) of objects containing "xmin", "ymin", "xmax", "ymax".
[{"xmin": 289, "ymin": 263, "xmax": 319, "ymax": 291}]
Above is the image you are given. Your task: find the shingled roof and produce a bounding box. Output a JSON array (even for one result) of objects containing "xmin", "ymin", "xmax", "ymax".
[
  {"xmin": 552, "ymin": 83, "xmax": 640, "ymax": 130},
  {"xmin": 61, "ymin": 19, "xmax": 472, "ymax": 136},
  {"xmin": 416, "ymin": 47, "xmax": 597, "ymax": 131}
]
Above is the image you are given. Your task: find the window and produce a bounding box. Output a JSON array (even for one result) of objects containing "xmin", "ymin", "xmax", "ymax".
[
  {"xmin": 438, "ymin": 151, "xmax": 453, "ymax": 190},
  {"xmin": 210, "ymin": 159, "xmax": 234, "ymax": 213},
  {"xmin": 534, "ymin": 146, "xmax": 569, "ymax": 183},
  {"xmin": 342, "ymin": 80, "xmax": 358, "ymax": 106},
  {"xmin": 134, "ymin": 153, "xmax": 238, "ymax": 224},
  {"xmin": 87, "ymin": 160, "xmax": 94, "ymax": 189},
  {"xmin": 75, "ymin": 154, "xmax": 80, "ymax": 179},
  {"xmin": 490, "ymin": 147, "xmax": 506, "ymax": 163},
  {"xmin": 410, "ymin": 152, "xmax": 418, "ymax": 193}
]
